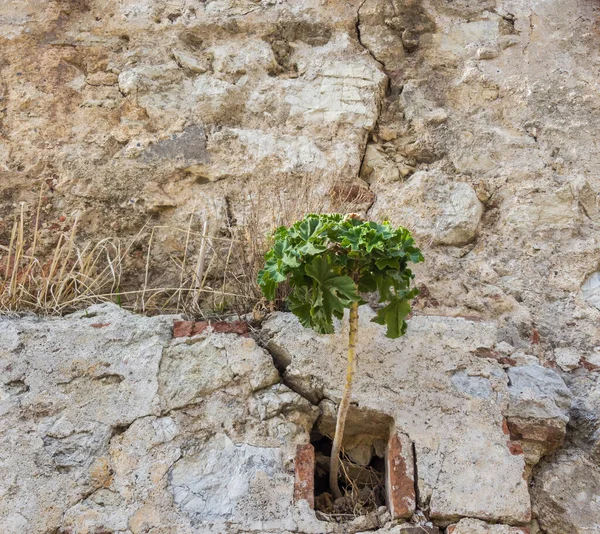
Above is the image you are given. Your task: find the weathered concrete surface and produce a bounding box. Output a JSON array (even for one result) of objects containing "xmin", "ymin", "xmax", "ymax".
[
  {"xmin": 505, "ymin": 364, "xmax": 573, "ymax": 467},
  {"xmin": 0, "ymin": 303, "xmax": 588, "ymax": 533},
  {"xmin": 263, "ymin": 307, "xmax": 571, "ymax": 525},
  {"xmin": 1, "ymin": 0, "xmax": 600, "ymax": 532},
  {"xmin": 0, "ymin": 304, "xmax": 323, "ymax": 534},
  {"xmin": 447, "ymin": 518, "xmax": 530, "ymax": 534}
]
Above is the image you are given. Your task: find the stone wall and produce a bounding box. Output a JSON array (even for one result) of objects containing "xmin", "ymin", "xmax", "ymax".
[
  {"xmin": 0, "ymin": 303, "xmax": 594, "ymax": 533},
  {"xmin": 1, "ymin": 0, "xmax": 600, "ymax": 532}
]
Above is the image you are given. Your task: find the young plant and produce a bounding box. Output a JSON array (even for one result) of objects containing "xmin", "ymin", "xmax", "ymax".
[{"xmin": 258, "ymin": 213, "xmax": 423, "ymax": 499}]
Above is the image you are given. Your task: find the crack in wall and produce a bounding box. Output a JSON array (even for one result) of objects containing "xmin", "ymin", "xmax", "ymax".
[{"xmin": 355, "ymin": 0, "xmax": 389, "ymax": 212}]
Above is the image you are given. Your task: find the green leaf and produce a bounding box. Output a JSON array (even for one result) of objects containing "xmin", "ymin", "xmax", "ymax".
[
  {"xmin": 258, "ymin": 213, "xmax": 423, "ymax": 340},
  {"xmin": 257, "ymin": 268, "xmax": 277, "ymax": 301},
  {"xmin": 371, "ymin": 297, "xmax": 412, "ymax": 339},
  {"xmin": 375, "ymin": 257, "xmax": 399, "ymax": 270}
]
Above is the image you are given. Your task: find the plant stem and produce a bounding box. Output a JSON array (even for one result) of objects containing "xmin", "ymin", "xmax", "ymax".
[{"xmin": 329, "ymin": 300, "xmax": 359, "ymax": 500}]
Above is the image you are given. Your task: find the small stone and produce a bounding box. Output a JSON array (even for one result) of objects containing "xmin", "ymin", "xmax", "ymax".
[
  {"xmin": 582, "ymin": 272, "xmax": 600, "ymax": 310},
  {"xmin": 348, "ymin": 512, "xmax": 379, "ymax": 531},
  {"xmin": 118, "ymin": 70, "xmax": 138, "ymax": 95},
  {"xmin": 448, "ymin": 518, "xmax": 530, "ymax": 533},
  {"xmin": 425, "ymin": 108, "xmax": 448, "ymax": 125},
  {"xmin": 401, "ymin": 29, "xmax": 420, "ymax": 52},
  {"xmin": 345, "ymin": 438, "xmax": 374, "ymax": 466},
  {"xmin": 496, "ymin": 342, "xmax": 516, "ymax": 356},
  {"xmin": 477, "ymin": 46, "xmax": 500, "ymax": 60},
  {"xmin": 379, "ymin": 127, "xmax": 398, "ymax": 141},
  {"xmin": 172, "ymin": 49, "xmax": 210, "ymax": 73},
  {"xmin": 86, "ymin": 72, "xmax": 118, "ymax": 86},
  {"xmin": 554, "ymin": 347, "xmax": 581, "ymax": 371}
]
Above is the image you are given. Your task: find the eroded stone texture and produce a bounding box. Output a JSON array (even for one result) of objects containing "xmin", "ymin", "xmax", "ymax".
[
  {"xmin": 264, "ymin": 308, "xmax": 532, "ymax": 525},
  {"xmin": 533, "ymin": 450, "xmax": 600, "ymax": 534},
  {"xmin": 0, "ymin": 303, "xmax": 171, "ymax": 534},
  {"xmin": 531, "ymin": 370, "xmax": 600, "ymax": 534},
  {"xmin": 370, "ymin": 171, "xmax": 484, "ymax": 246},
  {"xmin": 2, "ymin": 0, "xmax": 600, "ymax": 531},
  {"xmin": 447, "ymin": 518, "xmax": 530, "ymax": 534},
  {"xmin": 505, "ymin": 364, "xmax": 572, "ymax": 466},
  {"xmin": 0, "ymin": 304, "xmax": 323, "ymax": 534}
]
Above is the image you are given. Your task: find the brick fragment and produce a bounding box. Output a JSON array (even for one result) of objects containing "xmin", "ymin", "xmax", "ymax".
[
  {"xmin": 507, "ymin": 440, "xmax": 524, "ymax": 455},
  {"xmin": 294, "ymin": 444, "xmax": 315, "ymax": 508},
  {"xmin": 173, "ymin": 320, "xmax": 249, "ymax": 338},
  {"xmin": 385, "ymin": 431, "xmax": 416, "ymax": 519}
]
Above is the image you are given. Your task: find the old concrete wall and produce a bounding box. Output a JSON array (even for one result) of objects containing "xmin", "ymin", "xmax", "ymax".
[
  {"xmin": 0, "ymin": 303, "xmax": 591, "ymax": 533},
  {"xmin": 1, "ymin": 0, "xmax": 599, "ymax": 338},
  {"xmin": 1, "ymin": 1, "xmax": 600, "ymax": 533}
]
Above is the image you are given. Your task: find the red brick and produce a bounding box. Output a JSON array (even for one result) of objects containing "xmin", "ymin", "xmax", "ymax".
[
  {"xmin": 507, "ymin": 418, "xmax": 565, "ymax": 450},
  {"xmin": 507, "ymin": 440, "xmax": 524, "ymax": 455},
  {"xmin": 173, "ymin": 320, "xmax": 249, "ymax": 338},
  {"xmin": 173, "ymin": 320, "xmax": 193, "ymax": 337},
  {"xmin": 294, "ymin": 444, "xmax": 315, "ymax": 508},
  {"xmin": 385, "ymin": 431, "xmax": 416, "ymax": 519},
  {"xmin": 211, "ymin": 321, "xmax": 249, "ymax": 335},
  {"xmin": 581, "ymin": 357, "xmax": 600, "ymax": 371}
]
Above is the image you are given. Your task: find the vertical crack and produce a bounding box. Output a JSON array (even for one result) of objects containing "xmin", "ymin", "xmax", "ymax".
[
  {"xmin": 411, "ymin": 440, "xmax": 421, "ymax": 511},
  {"xmin": 354, "ymin": 0, "xmax": 390, "ymax": 207},
  {"xmin": 355, "ymin": 0, "xmax": 388, "ymax": 74}
]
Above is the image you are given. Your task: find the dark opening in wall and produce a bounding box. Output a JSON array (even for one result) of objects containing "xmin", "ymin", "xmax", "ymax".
[
  {"xmin": 294, "ymin": 401, "xmax": 416, "ymax": 523},
  {"xmin": 311, "ymin": 431, "xmax": 387, "ymax": 520},
  {"xmin": 295, "ymin": 401, "xmax": 417, "ymax": 524}
]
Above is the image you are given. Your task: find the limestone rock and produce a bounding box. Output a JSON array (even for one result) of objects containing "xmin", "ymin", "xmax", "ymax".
[
  {"xmin": 505, "ymin": 364, "xmax": 572, "ymax": 465},
  {"xmin": 582, "ymin": 272, "xmax": 600, "ymax": 311},
  {"xmin": 554, "ymin": 347, "xmax": 581, "ymax": 372},
  {"xmin": 0, "ymin": 303, "xmax": 173, "ymax": 533},
  {"xmin": 447, "ymin": 518, "xmax": 530, "ymax": 533},
  {"xmin": 533, "ymin": 450, "xmax": 600, "ymax": 534},
  {"xmin": 169, "ymin": 433, "xmax": 288, "ymax": 523},
  {"xmin": 370, "ymin": 171, "xmax": 484, "ymax": 246},
  {"xmin": 264, "ymin": 308, "xmax": 531, "ymax": 525},
  {"xmin": 159, "ymin": 334, "xmax": 279, "ymax": 411},
  {"xmin": 0, "ymin": 305, "xmax": 324, "ymax": 534}
]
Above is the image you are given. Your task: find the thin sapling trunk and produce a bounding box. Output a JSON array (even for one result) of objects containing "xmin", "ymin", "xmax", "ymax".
[{"xmin": 329, "ymin": 300, "xmax": 359, "ymax": 500}]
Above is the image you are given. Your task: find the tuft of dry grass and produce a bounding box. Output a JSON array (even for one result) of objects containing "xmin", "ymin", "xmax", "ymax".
[{"xmin": 0, "ymin": 179, "xmax": 370, "ymax": 317}]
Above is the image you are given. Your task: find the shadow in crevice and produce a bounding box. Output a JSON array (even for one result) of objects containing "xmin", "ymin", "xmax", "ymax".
[{"xmin": 310, "ymin": 404, "xmax": 393, "ymax": 522}]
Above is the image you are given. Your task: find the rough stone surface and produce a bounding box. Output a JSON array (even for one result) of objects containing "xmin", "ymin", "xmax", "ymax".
[
  {"xmin": 0, "ymin": 304, "xmax": 325, "ymax": 534},
  {"xmin": 532, "ymin": 450, "xmax": 600, "ymax": 534},
  {"xmin": 370, "ymin": 170, "xmax": 484, "ymax": 246},
  {"xmin": 2, "ymin": 0, "xmax": 600, "ymax": 532},
  {"xmin": 264, "ymin": 308, "xmax": 533, "ymax": 525},
  {"xmin": 505, "ymin": 364, "xmax": 572, "ymax": 465},
  {"xmin": 582, "ymin": 272, "xmax": 600, "ymax": 311},
  {"xmin": 530, "ymin": 369, "xmax": 600, "ymax": 534},
  {"xmin": 1, "ymin": 1, "xmax": 599, "ymax": 372},
  {"xmin": 447, "ymin": 518, "xmax": 530, "ymax": 534}
]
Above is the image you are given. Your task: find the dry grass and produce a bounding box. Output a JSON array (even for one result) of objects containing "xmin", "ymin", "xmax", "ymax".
[{"xmin": 0, "ymin": 180, "xmax": 369, "ymax": 317}]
